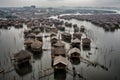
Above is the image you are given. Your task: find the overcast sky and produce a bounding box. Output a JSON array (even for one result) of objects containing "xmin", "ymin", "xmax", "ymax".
[{"xmin": 0, "ymin": 0, "xmax": 120, "ymax": 7}]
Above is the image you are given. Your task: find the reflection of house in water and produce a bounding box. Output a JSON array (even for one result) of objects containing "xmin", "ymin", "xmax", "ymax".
[
  {"xmin": 14, "ymin": 50, "xmax": 32, "ymax": 76},
  {"xmin": 54, "ymin": 69, "xmax": 66, "ymax": 80},
  {"xmin": 82, "ymin": 38, "xmax": 91, "ymax": 50}
]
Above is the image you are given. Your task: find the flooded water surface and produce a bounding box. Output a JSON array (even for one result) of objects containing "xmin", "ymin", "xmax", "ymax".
[{"xmin": 0, "ymin": 17, "xmax": 120, "ymax": 80}]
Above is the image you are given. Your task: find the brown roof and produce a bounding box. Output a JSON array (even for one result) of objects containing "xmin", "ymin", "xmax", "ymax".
[
  {"xmin": 31, "ymin": 40, "xmax": 43, "ymax": 49},
  {"xmin": 53, "ymin": 41, "xmax": 65, "ymax": 47},
  {"xmin": 14, "ymin": 50, "xmax": 31, "ymax": 62},
  {"xmin": 73, "ymin": 32, "xmax": 82, "ymax": 36},
  {"xmin": 53, "ymin": 56, "xmax": 67, "ymax": 66},
  {"xmin": 71, "ymin": 38, "xmax": 81, "ymax": 43},
  {"xmin": 24, "ymin": 38, "xmax": 34, "ymax": 45},
  {"xmin": 82, "ymin": 38, "xmax": 91, "ymax": 43},
  {"xmin": 69, "ymin": 48, "xmax": 80, "ymax": 54},
  {"xmin": 27, "ymin": 33, "xmax": 36, "ymax": 38}
]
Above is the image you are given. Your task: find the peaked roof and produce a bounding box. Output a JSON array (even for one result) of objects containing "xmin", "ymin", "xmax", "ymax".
[
  {"xmin": 31, "ymin": 40, "xmax": 42, "ymax": 49},
  {"xmin": 69, "ymin": 47, "xmax": 80, "ymax": 54},
  {"xmin": 53, "ymin": 56, "xmax": 67, "ymax": 66},
  {"xmin": 14, "ymin": 50, "xmax": 31, "ymax": 62},
  {"xmin": 71, "ymin": 38, "xmax": 81, "ymax": 43},
  {"xmin": 53, "ymin": 41, "xmax": 65, "ymax": 47}
]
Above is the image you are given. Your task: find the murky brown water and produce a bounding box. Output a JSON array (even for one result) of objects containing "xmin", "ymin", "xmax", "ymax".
[{"xmin": 0, "ymin": 17, "xmax": 120, "ymax": 80}]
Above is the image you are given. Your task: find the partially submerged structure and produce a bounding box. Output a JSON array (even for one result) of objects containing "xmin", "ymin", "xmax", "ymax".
[
  {"xmin": 73, "ymin": 32, "xmax": 82, "ymax": 40},
  {"xmin": 31, "ymin": 40, "xmax": 43, "ymax": 53},
  {"xmin": 24, "ymin": 38, "xmax": 34, "ymax": 49},
  {"xmin": 14, "ymin": 50, "xmax": 32, "ymax": 66},
  {"xmin": 51, "ymin": 36, "xmax": 58, "ymax": 46},
  {"xmin": 82, "ymin": 38, "xmax": 91, "ymax": 48},
  {"xmin": 53, "ymin": 56, "xmax": 67, "ymax": 70},
  {"xmin": 71, "ymin": 38, "xmax": 81, "ymax": 49},
  {"xmin": 61, "ymin": 32, "xmax": 71, "ymax": 43},
  {"xmin": 69, "ymin": 48, "xmax": 80, "ymax": 59}
]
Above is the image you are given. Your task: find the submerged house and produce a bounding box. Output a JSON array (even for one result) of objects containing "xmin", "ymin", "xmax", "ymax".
[
  {"xmin": 61, "ymin": 32, "xmax": 71, "ymax": 43},
  {"xmin": 53, "ymin": 56, "xmax": 67, "ymax": 70},
  {"xmin": 31, "ymin": 40, "xmax": 43, "ymax": 53},
  {"xmin": 50, "ymin": 32, "xmax": 57, "ymax": 38},
  {"xmin": 71, "ymin": 38, "xmax": 81, "ymax": 49},
  {"xmin": 80, "ymin": 25, "xmax": 85, "ymax": 32},
  {"xmin": 51, "ymin": 47, "xmax": 66, "ymax": 59},
  {"xmin": 73, "ymin": 32, "xmax": 82, "ymax": 40},
  {"xmin": 53, "ymin": 41, "xmax": 65, "ymax": 48},
  {"xmin": 50, "ymin": 26, "xmax": 58, "ymax": 33},
  {"xmin": 51, "ymin": 36, "xmax": 58, "ymax": 46},
  {"xmin": 26, "ymin": 33, "xmax": 36, "ymax": 39},
  {"xmin": 69, "ymin": 48, "xmax": 80, "ymax": 59},
  {"xmin": 36, "ymin": 33, "xmax": 43, "ymax": 42},
  {"xmin": 82, "ymin": 38, "xmax": 91, "ymax": 48},
  {"xmin": 14, "ymin": 50, "xmax": 32, "ymax": 66},
  {"xmin": 24, "ymin": 38, "xmax": 34, "ymax": 49}
]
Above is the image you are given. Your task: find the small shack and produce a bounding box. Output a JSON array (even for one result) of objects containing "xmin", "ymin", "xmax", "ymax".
[
  {"xmin": 26, "ymin": 33, "xmax": 36, "ymax": 39},
  {"xmin": 69, "ymin": 48, "xmax": 80, "ymax": 59},
  {"xmin": 33, "ymin": 28, "xmax": 41, "ymax": 34},
  {"xmin": 51, "ymin": 47, "xmax": 66, "ymax": 59},
  {"xmin": 61, "ymin": 32, "xmax": 71, "ymax": 43},
  {"xmin": 73, "ymin": 32, "xmax": 82, "ymax": 40},
  {"xmin": 36, "ymin": 33, "xmax": 43, "ymax": 42},
  {"xmin": 82, "ymin": 38, "xmax": 91, "ymax": 49},
  {"xmin": 50, "ymin": 32, "xmax": 57, "ymax": 38},
  {"xmin": 24, "ymin": 38, "xmax": 34, "ymax": 49},
  {"xmin": 80, "ymin": 25, "xmax": 85, "ymax": 32},
  {"xmin": 14, "ymin": 50, "xmax": 32, "ymax": 66},
  {"xmin": 50, "ymin": 26, "xmax": 58, "ymax": 33},
  {"xmin": 53, "ymin": 41, "xmax": 65, "ymax": 48},
  {"xmin": 53, "ymin": 56, "xmax": 67, "ymax": 70},
  {"xmin": 71, "ymin": 38, "xmax": 81, "ymax": 49},
  {"xmin": 31, "ymin": 40, "xmax": 43, "ymax": 53},
  {"xmin": 51, "ymin": 36, "xmax": 58, "ymax": 46}
]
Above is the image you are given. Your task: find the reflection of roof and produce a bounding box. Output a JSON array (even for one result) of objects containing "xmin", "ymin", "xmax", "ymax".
[
  {"xmin": 14, "ymin": 50, "xmax": 31, "ymax": 62},
  {"xmin": 31, "ymin": 40, "xmax": 42, "ymax": 49},
  {"xmin": 52, "ymin": 47, "xmax": 66, "ymax": 55},
  {"xmin": 69, "ymin": 48, "xmax": 80, "ymax": 54},
  {"xmin": 71, "ymin": 38, "xmax": 81, "ymax": 43},
  {"xmin": 53, "ymin": 56, "xmax": 67, "ymax": 66}
]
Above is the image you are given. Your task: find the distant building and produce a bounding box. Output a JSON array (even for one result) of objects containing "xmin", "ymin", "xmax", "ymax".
[{"xmin": 31, "ymin": 5, "xmax": 36, "ymax": 8}]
